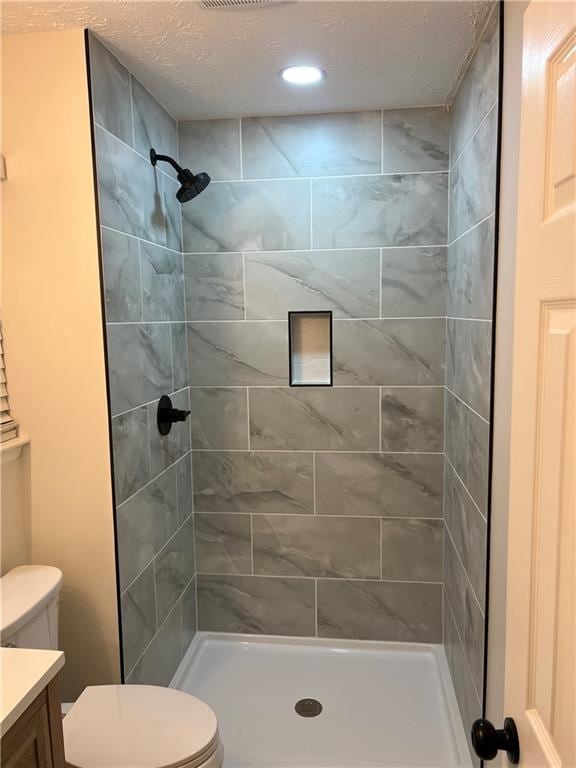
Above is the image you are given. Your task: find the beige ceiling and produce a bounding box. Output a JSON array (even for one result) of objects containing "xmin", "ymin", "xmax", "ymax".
[{"xmin": 2, "ymin": 0, "xmax": 494, "ymax": 120}]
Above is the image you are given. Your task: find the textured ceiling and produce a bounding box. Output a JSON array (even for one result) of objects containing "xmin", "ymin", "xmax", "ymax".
[{"xmin": 2, "ymin": 0, "xmax": 493, "ymax": 120}]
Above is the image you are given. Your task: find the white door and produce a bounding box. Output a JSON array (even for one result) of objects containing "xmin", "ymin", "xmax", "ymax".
[{"xmin": 503, "ymin": 1, "xmax": 575, "ymax": 766}]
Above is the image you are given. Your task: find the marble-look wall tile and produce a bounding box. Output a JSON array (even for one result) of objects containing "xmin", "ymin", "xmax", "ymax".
[
  {"xmin": 450, "ymin": 106, "xmax": 498, "ymax": 241},
  {"xmin": 148, "ymin": 389, "xmax": 192, "ymax": 476},
  {"xmin": 182, "ymin": 179, "xmax": 310, "ymax": 253},
  {"xmin": 315, "ymin": 453, "xmax": 443, "ymax": 518},
  {"xmin": 126, "ymin": 601, "xmax": 183, "ymax": 686},
  {"xmin": 163, "ymin": 175, "xmax": 183, "ymax": 253},
  {"xmin": 445, "ymin": 389, "xmax": 468, "ymax": 480},
  {"xmin": 444, "ymin": 462, "xmax": 487, "ymax": 610},
  {"xmin": 187, "ymin": 322, "xmax": 288, "ymax": 386},
  {"xmin": 181, "ymin": 578, "xmax": 197, "ymax": 651},
  {"xmin": 107, "ymin": 323, "xmax": 172, "ymax": 414},
  {"xmin": 448, "ymin": 215, "xmax": 494, "ymax": 320},
  {"xmin": 242, "ymin": 112, "xmax": 381, "ymax": 179},
  {"xmin": 252, "ymin": 516, "xmax": 380, "ymax": 579},
  {"xmin": 101, "ymin": 228, "xmax": 141, "ymax": 322},
  {"xmin": 189, "ymin": 387, "xmax": 248, "ymax": 450},
  {"xmin": 140, "ymin": 242, "xmax": 184, "ymax": 322},
  {"xmin": 467, "ymin": 411, "xmax": 490, "ymax": 514},
  {"xmin": 131, "ymin": 76, "xmax": 177, "ymax": 160},
  {"xmin": 381, "ymin": 108, "xmax": 449, "ymax": 172},
  {"xmin": 245, "ymin": 249, "xmax": 380, "ymax": 320},
  {"xmin": 171, "ymin": 324, "xmax": 189, "ymax": 392},
  {"xmin": 111, "ymin": 407, "xmax": 150, "ymax": 503},
  {"xmin": 317, "ymin": 580, "xmax": 442, "ymax": 642},
  {"xmin": 88, "ymin": 35, "xmax": 132, "ymax": 145},
  {"xmin": 312, "ymin": 173, "xmax": 448, "ymax": 249},
  {"xmin": 193, "ymin": 451, "xmax": 313, "ymax": 515},
  {"xmin": 381, "ymin": 388, "xmax": 444, "ymax": 451},
  {"xmin": 448, "ymin": 320, "xmax": 492, "ymax": 420},
  {"xmin": 197, "ymin": 575, "xmax": 315, "ymax": 636},
  {"xmin": 195, "ymin": 513, "xmax": 252, "ymax": 575},
  {"xmin": 381, "ymin": 247, "xmax": 447, "ymax": 318},
  {"xmin": 154, "ymin": 518, "xmax": 195, "ymax": 623},
  {"xmin": 175, "ymin": 454, "xmax": 193, "ymax": 524},
  {"xmin": 116, "ymin": 466, "xmax": 178, "ymax": 590},
  {"xmin": 450, "ymin": 7, "xmax": 499, "ymax": 165},
  {"xmin": 184, "ymin": 253, "xmax": 244, "ymax": 321},
  {"xmin": 443, "ymin": 599, "xmax": 482, "ymax": 767},
  {"xmin": 179, "ymin": 119, "xmax": 241, "ymax": 182},
  {"xmin": 333, "ymin": 319, "xmax": 445, "ymax": 386},
  {"xmin": 94, "ymin": 126, "xmax": 167, "ymax": 246},
  {"xmin": 444, "ymin": 534, "xmax": 485, "ymax": 696},
  {"xmin": 121, "ymin": 563, "xmax": 156, "ymax": 673},
  {"xmin": 250, "ymin": 387, "xmax": 380, "ymax": 451},
  {"xmin": 381, "ymin": 519, "xmax": 443, "ymax": 582}
]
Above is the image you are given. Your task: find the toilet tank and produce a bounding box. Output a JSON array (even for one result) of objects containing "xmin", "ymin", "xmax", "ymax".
[{"xmin": 0, "ymin": 565, "xmax": 63, "ymax": 650}]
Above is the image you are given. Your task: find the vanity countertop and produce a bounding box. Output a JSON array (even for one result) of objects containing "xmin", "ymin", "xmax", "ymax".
[{"xmin": 0, "ymin": 647, "xmax": 64, "ymax": 736}]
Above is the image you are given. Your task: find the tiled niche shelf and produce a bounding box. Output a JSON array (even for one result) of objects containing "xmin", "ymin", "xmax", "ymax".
[{"xmin": 289, "ymin": 311, "xmax": 333, "ymax": 387}]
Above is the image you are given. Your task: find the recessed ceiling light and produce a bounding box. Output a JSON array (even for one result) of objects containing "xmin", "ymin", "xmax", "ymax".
[{"xmin": 278, "ymin": 65, "xmax": 326, "ymax": 86}]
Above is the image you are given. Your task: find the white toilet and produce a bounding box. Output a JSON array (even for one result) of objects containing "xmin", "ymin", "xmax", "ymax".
[{"xmin": 0, "ymin": 566, "xmax": 224, "ymax": 768}]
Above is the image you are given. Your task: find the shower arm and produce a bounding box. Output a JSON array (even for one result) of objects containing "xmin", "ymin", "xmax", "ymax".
[{"xmin": 150, "ymin": 148, "xmax": 184, "ymax": 174}]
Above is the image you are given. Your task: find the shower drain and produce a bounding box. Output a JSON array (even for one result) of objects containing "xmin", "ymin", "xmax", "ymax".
[{"xmin": 295, "ymin": 698, "xmax": 323, "ymax": 717}]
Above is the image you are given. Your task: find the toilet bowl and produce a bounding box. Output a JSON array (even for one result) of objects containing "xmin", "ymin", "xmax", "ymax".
[
  {"xmin": 63, "ymin": 685, "xmax": 224, "ymax": 768},
  {"xmin": 0, "ymin": 567, "xmax": 224, "ymax": 768}
]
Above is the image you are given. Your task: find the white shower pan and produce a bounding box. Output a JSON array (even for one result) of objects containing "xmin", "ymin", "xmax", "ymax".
[{"xmin": 171, "ymin": 633, "xmax": 472, "ymax": 768}]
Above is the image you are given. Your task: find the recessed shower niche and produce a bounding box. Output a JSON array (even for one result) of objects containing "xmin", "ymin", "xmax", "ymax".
[{"xmin": 289, "ymin": 311, "xmax": 333, "ymax": 387}]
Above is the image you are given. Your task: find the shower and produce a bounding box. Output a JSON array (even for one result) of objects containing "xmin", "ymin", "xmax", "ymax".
[{"xmin": 149, "ymin": 148, "xmax": 210, "ymax": 203}]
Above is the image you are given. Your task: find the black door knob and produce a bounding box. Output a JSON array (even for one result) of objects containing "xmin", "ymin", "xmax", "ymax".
[
  {"xmin": 471, "ymin": 718, "xmax": 520, "ymax": 764},
  {"xmin": 157, "ymin": 395, "xmax": 191, "ymax": 436}
]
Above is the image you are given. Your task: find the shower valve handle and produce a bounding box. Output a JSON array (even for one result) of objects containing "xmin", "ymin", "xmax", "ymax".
[{"xmin": 157, "ymin": 395, "xmax": 191, "ymax": 436}]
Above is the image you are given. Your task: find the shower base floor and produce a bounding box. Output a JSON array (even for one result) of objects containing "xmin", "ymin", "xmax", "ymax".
[{"xmin": 171, "ymin": 633, "xmax": 472, "ymax": 768}]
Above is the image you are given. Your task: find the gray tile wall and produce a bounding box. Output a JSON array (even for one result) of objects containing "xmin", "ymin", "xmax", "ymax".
[
  {"xmin": 181, "ymin": 104, "xmax": 450, "ymax": 645},
  {"xmin": 88, "ymin": 34, "xmax": 195, "ymax": 685},
  {"xmin": 444, "ymin": 8, "xmax": 499, "ymax": 762}
]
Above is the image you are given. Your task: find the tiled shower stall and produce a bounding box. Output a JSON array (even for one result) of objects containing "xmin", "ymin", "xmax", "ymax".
[{"xmin": 88, "ymin": 8, "xmax": 499, "ymax": 758}]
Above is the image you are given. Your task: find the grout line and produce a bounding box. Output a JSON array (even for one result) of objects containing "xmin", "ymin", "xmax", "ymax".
[
  {"xmin": 447, "ymin": 211, "xmax": 496, "ymax": 250},
  {"xmin": 444, "ymin": 522, "xmax": 485, "ymax": 618},
  {"xmin": 445, "ymin": 453, "xmax": 488, "ymax": 523},
  {"xmin": 190, "ymin": 449, "xmax": 444, "ymax": 454},
  {"xmin": 183, "ymin": 316, "xmax": 449, "ymax": 324},
  {"xmin": 101, "ymin": 224, "xmax": 183, "ymax": 256},
  {"xmin": 444, "ymin": 588, "xmax": 483, "ymax": 705},
  {"xmin": 194, "ymin": 512, "xmax": 443, "ymax": 521},
  {"xmin": 136, "ymin": 241, "xmax": 144, "ymax": 321},
  {"xmin": 445, "ymin": 385, "xmax": 490, "ymax": 426},
  {"xmin": 187, "ymin": 384, "xmax": 445, "ymax": 390},
  {"xmin": 193, "ymin": 572, "xmax": 444, "ymax": 585},
  {"xmin": 111, "ymin": 386, "xmax": 190, "ymax": 420},
  {"xmin": 169, "ymin": 323, "xmax": 175, "ymax": 393},
  {"xmin": 450, "ymin": 101, "xmax": 498, "ymax": 171},
  {"xmin": 182, "ymin": 244, "xmax": 449, "ymax": 256},
  {"xmin": 117, "ymin": 448, "xmax": 193, "ymax": 509},
  {"xmin": 378, "ymin": 386, "xmax": 382, "ymax": 451},
  {"xmin": 95, "ymin": 121, "xmax": 175, "ymax": 184},
  {"xmin": 379, "ymin": 517, "xmax": 383, "ymax": 580},
  {"xmin": 208, "ymin": 170, "xmax": 449, "ymax": 184},
  {"xmin": 128, "ymin": 77, "xmax": 136, "ymax": 150}
]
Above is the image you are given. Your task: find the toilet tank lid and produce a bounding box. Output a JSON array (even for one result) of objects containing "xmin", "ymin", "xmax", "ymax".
[{"xmin": 0, "ymin": 566, "xmax": 63, "ymax": 638}]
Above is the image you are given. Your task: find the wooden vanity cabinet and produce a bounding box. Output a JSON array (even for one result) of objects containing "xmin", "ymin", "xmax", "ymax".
[{"xmin": 1, "ymin": 677, "xmax": 65, "ymax": 768}]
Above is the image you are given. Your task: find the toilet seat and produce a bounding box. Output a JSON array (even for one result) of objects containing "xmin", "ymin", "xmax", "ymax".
[{"xmin": 63, "ymin": 685, "xmax": 223, "ymax": 768}]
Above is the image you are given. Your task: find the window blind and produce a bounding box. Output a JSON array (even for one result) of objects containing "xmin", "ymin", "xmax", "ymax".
[{"xmin": 0, "ymin": 322, "xmax": 19, "ymax": 443}]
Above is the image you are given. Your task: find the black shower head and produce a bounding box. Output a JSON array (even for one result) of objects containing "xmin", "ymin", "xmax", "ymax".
[
  {"xmin": 176, "ymin": 168, "xmax": 211, "ymax": 203},
  {"xmin": 150, "ymin": 148, "xmax": 211, "ymax": 203}
]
